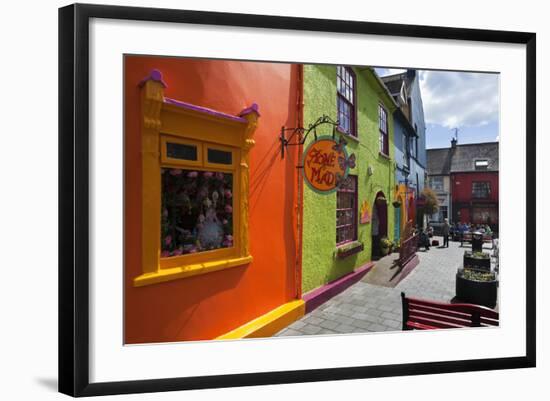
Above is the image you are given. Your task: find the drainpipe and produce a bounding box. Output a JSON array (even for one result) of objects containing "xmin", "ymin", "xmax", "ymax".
[{"xmin": 294, "ymin": 64, "xmax": 304, "ymax": 300}]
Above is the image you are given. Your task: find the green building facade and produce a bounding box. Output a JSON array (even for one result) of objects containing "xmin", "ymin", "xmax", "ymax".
[{"xmin": 301, "ymin": 65, "xmax": 398, "ymax": 293}]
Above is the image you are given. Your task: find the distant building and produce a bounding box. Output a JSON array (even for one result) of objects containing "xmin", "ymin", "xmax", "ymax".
[
  {"xmin": 381, "ymin": 70, "xmax": 427, "ymax": 240},
  {"xmin": 427, "ymin": 139, "xmax": 499, "ymax": 231}
]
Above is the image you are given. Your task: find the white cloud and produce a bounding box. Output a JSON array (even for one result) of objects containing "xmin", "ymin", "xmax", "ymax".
[{"xmin": 419, "ymin": 70, "xmax": 499, "ymax": 129}]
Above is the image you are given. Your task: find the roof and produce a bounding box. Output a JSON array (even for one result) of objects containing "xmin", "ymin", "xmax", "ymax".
[
  {"xmin": 380, "ymin": 73, "xmax": 406, "ymax": 96},
  {"xmin": 427, "ymin": 142, "xmax": 499, "ymax": 174},
  {"xmin": 427, "ymin": 147, "xmax": 453, "ymax": 175}
]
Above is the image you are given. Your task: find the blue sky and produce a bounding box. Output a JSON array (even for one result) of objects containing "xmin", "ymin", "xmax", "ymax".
[{"xmin": 375, "ymin": 68, "xmax": 500, "ymax": 149}]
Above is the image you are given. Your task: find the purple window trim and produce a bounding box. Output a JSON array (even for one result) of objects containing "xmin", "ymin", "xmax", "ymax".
[
  {"xmin": 164, "ymin": 98, "xmax": 249, "ymax": 123},
  {"xmin": 337, "ymin": 66, "xmax": 357, "ymax": 137},
  {"xmin": 336, "ymin": 175, "xmax": 358, "ymax": 246},
  {"xmin": 379, "ymin": 104, "xmax": 389, "ymax": 155},
  {"xmin": 139, "ymin": 69, "xmax": 168, "ymax": 88}
]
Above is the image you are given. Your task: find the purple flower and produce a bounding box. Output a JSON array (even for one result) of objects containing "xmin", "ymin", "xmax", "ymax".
[
  {"xmin": 169, "ymin": 169, "xmax": 182, "ymax": 176},
  {"xmin": 222, "ymin": 219, "xmax": 228, "ymax": 225},
  {"xmin": 162, "ymin": 208, "xmax": 168, "ymax": 218},
  {"xmin": 172, "ymin": 248, "xmax": 183, "ymax": 256},
  {"xmin": 161, "ymin": 250, "xmax": 171, "ymax": 258},
  {"xmin": 203, "ymin": 171, "xmax": 214, "ymax": 178},
  {"xmin": 164, "ymin": 235, "xmax": 172, "ymax": 246},
  {"xmin": 224, "ymin": 189, "xmax": 232, "ymax": 199},
  {"xmin": 225, "ymin": 204, "xmax": 233, "ymax": 213},
  {"xmin": 216, "ymin": 172, "xmax": 224, "ymax": 180},
  {"xmin": 187, "ymin": 171, "xmax": 198, "ymax": 178}
]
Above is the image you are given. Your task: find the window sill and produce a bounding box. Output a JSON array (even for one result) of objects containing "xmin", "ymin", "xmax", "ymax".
[
  {"xmin": 335, "ymin": 241, "xmax": 364, "ymax": 259},
  {"xmin": 336, "ymin": 127, "xmax": 359, "ymax": 143},
  {"xmin": 378, "ymin": 152, "xmax": 391, "ymax": 161},
  {"xmin": 133, "ymin": 255, "xmax": 253, "ymax": 287}
]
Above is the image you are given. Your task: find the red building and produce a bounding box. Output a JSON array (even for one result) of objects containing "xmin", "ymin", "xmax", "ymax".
[{"xmin": 428, "ymin": 139, "xmax": 499, "ymax": 231}]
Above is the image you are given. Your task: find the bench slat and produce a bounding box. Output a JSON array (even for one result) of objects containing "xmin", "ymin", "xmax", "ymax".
[
  {"xmin": 402, "ymin": 292, "xmax": 499, "ymax": 331},
  {"xmin": 409, "ymin": 308, "xmax": 474, "ymax": 327},
  {"xmin": 407, "ymin": 297, "xmax": 499, "ymax": 319}
]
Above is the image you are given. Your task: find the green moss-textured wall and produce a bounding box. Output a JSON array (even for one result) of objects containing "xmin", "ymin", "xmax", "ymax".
[{"xmin": 301, "ymin": 65, "xmax": 396, "ymax": 293}]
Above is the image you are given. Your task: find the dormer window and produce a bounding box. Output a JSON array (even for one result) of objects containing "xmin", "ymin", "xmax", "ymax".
[{"xmin": 475, "ymin": 159, "xmax": 489, "ymax": 170}]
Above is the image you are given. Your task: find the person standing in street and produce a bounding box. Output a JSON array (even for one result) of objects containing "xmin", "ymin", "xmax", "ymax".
[{"xmin": 443, "ymin": 218, "xmax": 450, "ymax": 247}]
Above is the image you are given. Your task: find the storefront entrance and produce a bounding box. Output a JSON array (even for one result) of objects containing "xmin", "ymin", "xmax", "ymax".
[{"xmin": 371, "ymin": 191, "xmax": 388, "ymax": 259}]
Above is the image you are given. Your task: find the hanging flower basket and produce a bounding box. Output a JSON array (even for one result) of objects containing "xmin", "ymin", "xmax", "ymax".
[{"xmin": 376, "ymin": 196, "xmax": 387, "ymax": 205}]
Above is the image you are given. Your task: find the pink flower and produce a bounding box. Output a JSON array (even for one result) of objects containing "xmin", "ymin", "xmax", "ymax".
[
  {"xmin": 187, "ymin": 171, "xmax": 198, "ymax": 178},
  {"xmin": 222, "ymin": 219, "xmax": 228, "ymax": 225},
  {"xmin": 225, "ymin": 204, "xmax": 233, "ymax": 213},
  {"xmin": 161, "ymin": 250, "xmax": 171, "ymax": 258},
  {"xmin": 216, "ymin": 172, "xmax": 224, "ymax": 180},
  {"xmin": 164, "ymin": 235, "xmax": 172, "ymax": 246},
  {"xmin": 203, "ymin": 171, "xmax": 214, "ymax": 178},
  {"xmin": 169, "ymin": 169, "xmax": 182, "ymax": 176},
  {"xmin": 172, "ymin": 248, "xmax": 183, "ymax": 256},
  {"xmin": 224, "ymin": 189, "xmax": 232, "ymax": 199}
]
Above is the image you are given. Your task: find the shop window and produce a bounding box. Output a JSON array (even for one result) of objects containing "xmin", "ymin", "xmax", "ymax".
[
  {"xmin": 336, "ymin": 175, "xmax": 358, "ymax": 245},
  {"xmin": 337, "ymin": 66, "xmax": 356, "ymax": 137},
  {"xmin": 472, "ymin": 181, "xmax": 491, "ymax": 198},
  {"xmin": 379, "ymin": 105, "xmax": 389, "ymax": 156},
  {"xmin": 161, "ymin": 168, "xmax": 234, "ymax": 257},
  {"xmin": 135, "ymin": 73, "xmax": 259, "ymax": 287}
]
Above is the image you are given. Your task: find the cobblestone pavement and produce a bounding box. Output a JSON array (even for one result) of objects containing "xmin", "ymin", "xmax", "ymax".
[{"xmin": 275, "ymin": 236, "xmax": 497, "ymax": 337}]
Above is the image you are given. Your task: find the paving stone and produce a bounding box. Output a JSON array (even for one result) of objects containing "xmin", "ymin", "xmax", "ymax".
[
  {"xmin": 302, "ymin": 316, "xmax": 324, "ymax": 326},
  {"xmin": 319, "ymin": 319, "xmax": 339, "ymax": 330},
  {"xmin": 382, "ymin": 319, "xmax": 401, "ymax": 329},
  {"xmin": 300, "ymin": 324, "xmax": 323, "ymax": 335},
  {"xmin": 288, "ymin": 320, "xmax": 307, "ymax": 330},
  {"xmin": 333, "ymin": 323, "xmax": 356, "ymax": 333},
  {"xmin": 333, "ymin": 315, "xmax": 354, "ymax": 326},
  {"xmin": 380, "ymin": 311, "xmax": 401, "ymax": 321},
  {"xmin": 278, "ymin": 329, "xmax": 303, "ymax": 337}
]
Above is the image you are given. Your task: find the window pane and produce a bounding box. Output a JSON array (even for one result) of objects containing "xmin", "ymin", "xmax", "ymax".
[
  {"xmin": 336, "ymin": 175, "xmax": 357, "ymax": 244},
  {"xmin": 166, "ymin": 142, "xmax": 198, "ymax": 161},
  {"xmin": 207, "ymin": 148, "xmax": 233, "ymax": 165},
  {"xmin": 161, "ymin": 168, "xmax": 234, "ymax": 257}
]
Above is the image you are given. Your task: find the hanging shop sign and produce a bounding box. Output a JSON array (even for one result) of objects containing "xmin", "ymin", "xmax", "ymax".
[{"xmin": 302, "ymin": 136, "xmax": 355, "ymax": 193}]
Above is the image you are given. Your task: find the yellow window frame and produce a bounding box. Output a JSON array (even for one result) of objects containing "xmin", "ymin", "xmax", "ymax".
[{"xmin": 134, "ymin": 76, "xmax": 259, "ymax": 287}]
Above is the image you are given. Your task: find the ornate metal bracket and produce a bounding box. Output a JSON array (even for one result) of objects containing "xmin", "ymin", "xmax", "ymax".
[{"xmin": 279, "ymin": 115, "xmax": 339, "ymax": 159}]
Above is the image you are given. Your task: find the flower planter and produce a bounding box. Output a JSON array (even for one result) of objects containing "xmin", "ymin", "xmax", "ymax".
[
  {"xmin": 463, "ymin": 251, "xmax": 491, "ymax": 271},
  {"xmin": 335, "ymin": 241, "xmax": 364, "ymax": 259},
  {"xmin": 455, "ymin": 271, "xmax": 498, "ymax": 308}
]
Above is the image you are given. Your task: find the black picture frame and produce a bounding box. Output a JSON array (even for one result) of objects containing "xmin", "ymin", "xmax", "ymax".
[{"xmin": 59, "ymin": 3, "xmax": 536, "ymax": 397}]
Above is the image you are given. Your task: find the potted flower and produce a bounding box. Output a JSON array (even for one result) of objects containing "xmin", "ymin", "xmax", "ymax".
[
  {"xmin": 463, "ymin": 250, "xmax": 491, "ymax": 271},
  {"xmin": 380, "ymin": 237, "xmax": 393, "ymax": 256},
  {"xmin": 376, "ymin": 195, "xmax": 387, "ymax": 206},
  {"xmin": 456, "ymin": 267, "xmax": 498, "ymax": 308}
]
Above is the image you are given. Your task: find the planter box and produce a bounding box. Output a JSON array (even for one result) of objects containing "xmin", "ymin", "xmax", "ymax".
[
  {"xmin": 335, "ymin": 241, "xmax": 364, "ymax": 259},
  {"xmin": 463, "ymin": 251, "xmax": 491, "ymax": 271},
  {"xmin": 455, "ymin": 272, "xmax": 498, "ymax": 308}
]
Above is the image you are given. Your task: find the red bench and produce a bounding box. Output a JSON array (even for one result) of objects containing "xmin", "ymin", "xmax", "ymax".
[{"xmin": 401, "ymin": 292, "xmax": 499, "ymax": 330}]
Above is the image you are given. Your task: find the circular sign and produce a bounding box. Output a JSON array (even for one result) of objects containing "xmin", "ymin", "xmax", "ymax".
[{"xmin": 302, "ymin": 137, "xmax": 350, "ymax": 193}]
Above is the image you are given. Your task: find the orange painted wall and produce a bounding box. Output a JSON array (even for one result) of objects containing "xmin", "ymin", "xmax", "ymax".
[{"xmin": 124, "ymin": 56, "xmax": 301, "ymax": 343}]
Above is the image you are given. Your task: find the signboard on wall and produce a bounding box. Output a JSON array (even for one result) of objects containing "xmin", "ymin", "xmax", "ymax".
[{"xmin": 302, "ymin": 136, "xmax": 355, "ymax": 193}]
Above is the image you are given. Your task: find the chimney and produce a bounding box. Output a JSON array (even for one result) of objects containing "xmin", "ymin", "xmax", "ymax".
[{"xmin": 451, "ymin": 137, "xmax": 457, "ymax": 148}]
